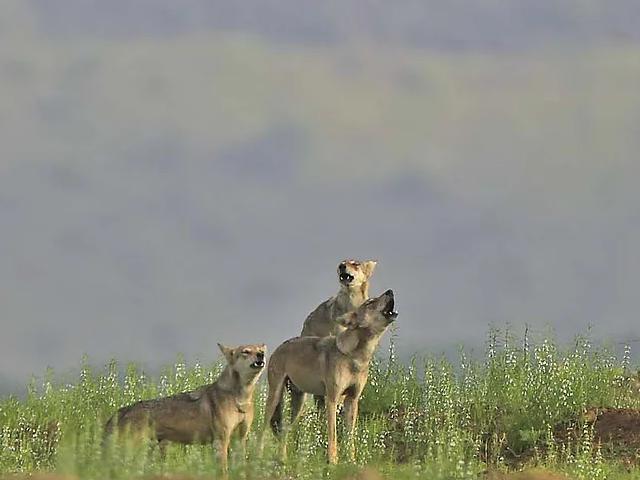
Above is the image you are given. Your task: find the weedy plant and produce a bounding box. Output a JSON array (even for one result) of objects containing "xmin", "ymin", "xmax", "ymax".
[{"xmin": 1, "ymin": 328, "xmax": 639, "ymax": 480}]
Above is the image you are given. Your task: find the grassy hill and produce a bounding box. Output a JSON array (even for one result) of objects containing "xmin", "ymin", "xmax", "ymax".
[{"xmin": 1, "ymin": 331, "xmax": 640, "ymax": 479}]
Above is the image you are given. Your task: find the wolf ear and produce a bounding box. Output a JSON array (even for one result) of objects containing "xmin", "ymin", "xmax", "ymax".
[
  {"xmin": 362, "ymin": 260, "xmax": 377, "ymax": 278},
  {"xmin": 336, "ymin": 311, "xmax": 359, "ymax": 329},
  {"xmin": 217, "ymin": 343, "xmax": 234, "ymax": 363}
]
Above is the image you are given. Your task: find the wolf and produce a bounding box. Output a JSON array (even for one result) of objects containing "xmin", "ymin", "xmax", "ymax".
[
  {"xmin": 261, "ymin": 290, "xmax": 398, "ymax": 464},
  {"xmin": 300, "ymin": 259, "xmax": 377, "ymax": 337},
  {"xmin": 104, "ymin": 343, "xmax": 266, "ymax": 473}
]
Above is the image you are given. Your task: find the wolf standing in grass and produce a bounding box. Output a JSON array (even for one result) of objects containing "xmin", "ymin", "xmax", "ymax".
[
  {"xmin": 104, "ymin": 343, "xmax": 266, "ymax": 473},
  {"xmin": 300, "ymin": 259, "xmax": 377, "ymax": 409},
  {"xmin": 262, "ymin": 290, "xmax": 398, "ymax": 464}
]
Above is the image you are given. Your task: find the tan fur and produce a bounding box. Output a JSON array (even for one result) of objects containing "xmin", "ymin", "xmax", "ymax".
[
  {"xmin": 261, "ymin": 290, "xmax": 397, "ymax": 464},
  {"xmin": 300, "ymin": 259, "xmax": 377, "ymax": 337},
  {"xmin": 104, "ymin": 343, "xmax": 266, "ymax": 474}
]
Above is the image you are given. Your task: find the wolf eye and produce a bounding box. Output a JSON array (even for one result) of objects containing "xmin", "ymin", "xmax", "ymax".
[{"xmin": 241, "ymin": 350, "xmax": 251, "ymax": 356}]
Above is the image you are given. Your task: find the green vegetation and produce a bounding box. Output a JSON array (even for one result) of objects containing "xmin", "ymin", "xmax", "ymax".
[{"xmin": 1, "ymin": 329, "xmax": 639, "ymax": 479}]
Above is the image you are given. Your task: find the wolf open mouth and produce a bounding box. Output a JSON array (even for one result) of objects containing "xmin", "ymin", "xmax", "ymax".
[
  {"xmin": 383, "ymin": 296, "xmax": 398, "ymax": 320},
  {"xmin": 250, "ymin": 360, "xmax": 265, "ymax": 369},
  {"xmin": 339, "ymin": 273, "xmax": 354, "ymax": 284}
]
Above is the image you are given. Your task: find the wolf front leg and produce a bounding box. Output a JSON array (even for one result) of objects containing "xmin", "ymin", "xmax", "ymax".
[
  {"xmin": 342, "ymin": 395, "xmax": 360, "ymax": 462},
  {"xmin": 215, "ymin": 431, "xmax": 231, "ymax": 477},
  {"xmin": 237, "ymin": 415, "xmax": 252, "ymax": 461},
  {"xmin": 325, "ymin": 396, "xmax": 339, "ymax": 464}
]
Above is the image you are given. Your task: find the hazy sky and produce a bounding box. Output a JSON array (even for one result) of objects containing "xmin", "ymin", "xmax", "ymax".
[{"xmin": 1, "ymin": 1, "xmax": 639, "ymax": 394}]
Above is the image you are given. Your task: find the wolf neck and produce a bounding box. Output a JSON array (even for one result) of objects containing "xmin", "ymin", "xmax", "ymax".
[
  {"xmin": 216, "ymin": 365, "xmax": 257, "ymax": 403},
  {"xmin": 337, "ymin": 329, "xmax": 383, "ymax": 366},
  {"xmin": 337, "ymin": 282, "xmax": 369, "ymax": 310},
  {"xmin": 355, "ymin": 331, "xmax": 383, "ymax": 362}
]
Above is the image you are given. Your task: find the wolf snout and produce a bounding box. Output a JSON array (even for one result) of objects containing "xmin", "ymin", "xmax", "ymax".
[
  {"xmin": 338, "ymin": 265, "xmax": 354, "ymax": 283},
  {"xmin": 381, "ymin": 290, "xmax": 398, "ymax": 320},
  {"xmin": 339, "ymin": 273, "xmax": 354, "ymax": 283}
]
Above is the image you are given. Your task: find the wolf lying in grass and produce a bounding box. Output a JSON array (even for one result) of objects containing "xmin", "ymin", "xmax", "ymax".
[
  {"xmin": 261, "ymin": 289, "xmax": 398, "ymax": 464},
  {"xmin": 104, "ymin": 343, "xmax": 266, "ymax": 472}
]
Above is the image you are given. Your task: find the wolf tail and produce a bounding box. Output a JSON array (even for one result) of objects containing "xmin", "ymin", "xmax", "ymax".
[{"xmin": 270, "ymin": 402, "xmax": 283, "ymax": 436}]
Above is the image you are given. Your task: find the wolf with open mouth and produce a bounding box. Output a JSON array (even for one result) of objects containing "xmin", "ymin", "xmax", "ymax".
[
  {"xmin": 105, "ymin": 343, "xmax": 266, "ymax": 473},
  {"xmin": 301, "ymin": 259, "xmax": 377, "ymax": 337},
  {"xmin": 261, "ymin": 289, "xmax": 397, "ymax": 464}
]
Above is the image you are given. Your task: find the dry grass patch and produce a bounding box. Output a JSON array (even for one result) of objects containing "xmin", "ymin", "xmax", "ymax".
[{"xmin": 486, "ymin": 469, "xmax": 573, "ymax": 480}]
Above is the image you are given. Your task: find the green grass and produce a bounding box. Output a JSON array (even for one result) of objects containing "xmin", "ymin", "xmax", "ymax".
[{"xmin": 1, "ymin": 328, "xmax": 639, "ymax": 479}]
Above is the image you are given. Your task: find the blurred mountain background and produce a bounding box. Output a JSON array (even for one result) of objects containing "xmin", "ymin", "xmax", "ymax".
[{"xmin": 1, "ymin": 0, "xmax": 639, "ymax": 395}]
